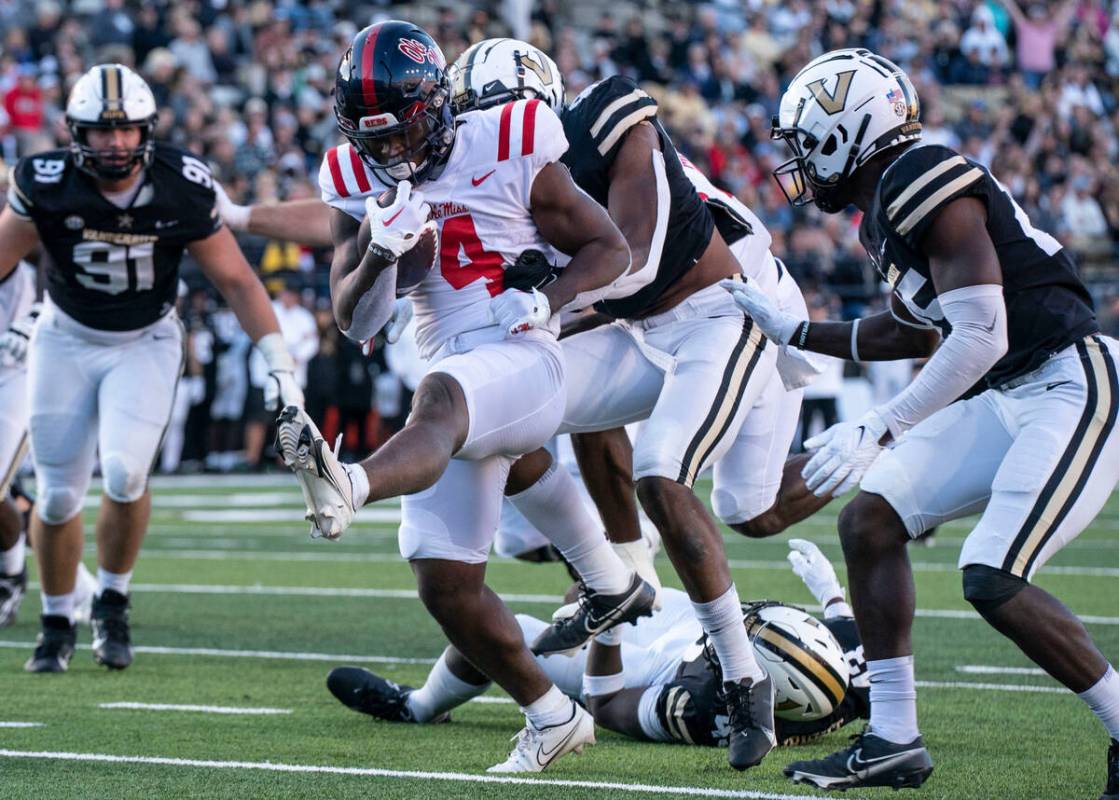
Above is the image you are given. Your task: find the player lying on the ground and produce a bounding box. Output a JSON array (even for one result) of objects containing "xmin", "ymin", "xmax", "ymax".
[
  {"xmin": 327, "ymin": 540, "xmax": 868, "ymax": 748},
  {"xmin": 0, "ymin": 63, "xmax": 304, "ymax": 674},
  {"xmin": 277, "ymin": 20, "xmax": 649, "ymax": 774},
  {"xmin": 728, "ymin": 48, "xmax": 1119, "ymax": 795}
]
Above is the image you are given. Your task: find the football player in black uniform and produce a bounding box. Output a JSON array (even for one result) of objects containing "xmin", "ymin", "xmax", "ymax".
[
  {"xmin": 726, "ymin": 49, "xmax": 1119, "ymax": 794},
  {"xmin": 0, "ymin": 64, "xmax": 305, "ymax": 674},
  {"xmin": 450, "ymin": 39, "xmax": 790, "ymax": 770}
]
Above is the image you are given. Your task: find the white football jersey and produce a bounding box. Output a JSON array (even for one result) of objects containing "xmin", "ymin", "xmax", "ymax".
[
  {"xmin": 677, "ymin": 157, "xmax": 778, "ymax": 297},
  {"xmin": 0, "ymin": 262, "xmax": 35, "ymax": 331},
  {"xmin": 319, "ymin": 98, "xmax": 568, "ymax": 359}
]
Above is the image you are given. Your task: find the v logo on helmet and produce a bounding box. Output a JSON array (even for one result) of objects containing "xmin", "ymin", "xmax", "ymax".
[
  {"xmin": 806, "ymin": 70, "xmax": 856, "ymax": 116},
  {"xmin": 516, "ymin": 52, "xmax": 552, "ymax": 86}
]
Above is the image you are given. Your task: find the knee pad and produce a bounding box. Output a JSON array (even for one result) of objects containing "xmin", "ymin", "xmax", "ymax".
[
  {"xmin": 37, "ymin": 485, "xmax": 83, "ymax": 525},
  {"xmin": 961, "ymin": 564, "xmax": 1027, "ymax": 615},
  {"xmin": 101, "ymin": 453, "xmax": 148, "ymax": 503}
]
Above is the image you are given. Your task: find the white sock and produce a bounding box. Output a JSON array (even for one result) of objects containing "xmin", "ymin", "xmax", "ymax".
[
  {"xmin": 509, "ymin": 463, "xmax": 630, "ymax": 594},
  {"xmin": 74, "ymin": 562, "xmax": 96, "ymax": 603},
  {"xmin": 522, "ymin": 684, "xmax": 573, "ymax": 729},
  {"xmin": 692, "ymin": 584, "xmax": 764, "ymax": 683},
  {"xmin": 1079, "ymin": 665, "xmax": 1119, "ymax": 740},
  {"xmin": 867, "ymin": 655, "xmax": 920, "ymax": 744},
  {"xmin": 96, "ymin": 567, "xmax": 132, "ymax": 597},
  {"xmin": 344, "ymin": 463, "xmax": 370, "ymax": 508},
  {"xmin": 41, "ymin": 592, "xmax": 75, "ymax": 623},
  {"xmin": 1, "ymin": 534, "xmax": 25, "ymax": 575},
  {"xmin": 406, "ymin": 650, "xmax": 490, "ymax": 722}
]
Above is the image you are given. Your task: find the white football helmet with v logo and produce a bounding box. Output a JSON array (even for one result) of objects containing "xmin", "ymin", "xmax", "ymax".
[
  {"xmin": 771, "ymin": 48, "xmax": 921, "ymax": 212},
  {"xmin": 450, "ymin": 38, "xmax": 564, "ymax": 114}
]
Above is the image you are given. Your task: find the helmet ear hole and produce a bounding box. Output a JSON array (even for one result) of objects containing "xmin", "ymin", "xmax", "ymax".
[{"xmin": 820, "ymin": 134, "xmax": 838, "ymax": 157}]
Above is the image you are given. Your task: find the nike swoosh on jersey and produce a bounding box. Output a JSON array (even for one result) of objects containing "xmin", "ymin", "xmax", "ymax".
[
  {"xmin": 472, "ymin": 170, "xmax": 496, "ymax": 187},
  {"xmin": 383, "ymin": 208, "xmax": 405, "ymax": 226},
  {"xmin": 1045, "ymin": 380, "xmax": 1072, "ymax": 391}
]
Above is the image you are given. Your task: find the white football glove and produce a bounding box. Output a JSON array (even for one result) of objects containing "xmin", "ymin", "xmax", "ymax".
[
  {"xmin": 213, "ymin": 180, "xmax": 251, "ymax": 231},
  {"xmin": 256, "ymin": 332, "xmax": 305, "ymax": 411},
  {"xmin": 360, "ymin": 298, "xmax": 413, "ymax": 356},
  {"xmin": 364, "ymin": 181, "xmax": 435, "ymax": 261},
  {"xmin": 802, "ymin": 408, "xmax": 889, "ymax": 497},
  {"xmin": 0, "ymin": 303, "xmax": 40, "ymax": 367},
  {"xmin": 787, "ymin": 539, "xmax": 844, "ymax": 607},
  {"xmin": 719, "ymin": 278, "xmax": 804, "ymax": 345},
  {"xmin": 490, "ymin": 287, "xmax": 551, "ymax": 335}
]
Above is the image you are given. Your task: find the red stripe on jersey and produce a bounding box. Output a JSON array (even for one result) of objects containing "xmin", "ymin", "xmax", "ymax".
[
  {"xmin": 347, "ymin": 147, "xmax": 371, "ymax": 194},
  {"xmin": 498, "ymin": 102, "xmax": 513, "ymax": 161},
  {"xmin": 326, "ymin": 148, "xmax": 349, "ymax": 197},
  {"xmin": 360, "ymin": 27, "xmax": 379, "ymax": 109},
  {"xmin": 521, "ymin": 99, "xmax": 539, "ymax": 156}
]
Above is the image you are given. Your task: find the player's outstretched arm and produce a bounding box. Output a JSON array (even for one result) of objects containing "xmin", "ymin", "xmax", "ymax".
[
  {"xmin": 215, "ymin": 181, "xmax": 334, "ymax": 248},
  {"xmin": 189, "ymin": 227, "xmax": 303, "ymax": 410},
  {"xmin": 529, "ymin": 162, "xmax": 630, "ymax": 312},
  {"xmin": 0, "ymin": 206, "xmax": 41, "ymax": 281},
  {"xmin": 583, "ymin": 632, "xmax": 653, "ymax": 741}
]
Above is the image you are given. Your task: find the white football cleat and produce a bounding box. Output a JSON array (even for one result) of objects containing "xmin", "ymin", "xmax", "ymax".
[
  {"xmin": 486, "ymin": 701, "xmax": 595, "ymax": 774},
  {"xmin": 275, "ymin": 405, "xmax": 356, "ymax": 540}
]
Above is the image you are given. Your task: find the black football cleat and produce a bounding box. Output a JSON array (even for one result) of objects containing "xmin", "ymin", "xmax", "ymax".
[
  {"xmin": 91, "ymin": 589, "xmax": 133, "ymax": 670},
  {"xmin": 327, "ymin": 667, "xmax": 449, "ymax": 723},
  {"xmin": 0, "ymin": 568, "xmax": 27, "ymax": 628},
  {"xmin": 784, "ymin": 729, "xmax": 934, "ymax": 790},
  {"xmin": 724, "ymin": 673, "xmax": 777, "ymax": 770},
  {"xmin": 24, "ymin": 615, "xmax": 76, "ymax": 673},
  {"xmin": 530, "ymin": 573, "xmax": 656, "ymax": 655},
  {"xmin": 1102, "ymin": 738, "xmax": 1119, "ymax": 800}
]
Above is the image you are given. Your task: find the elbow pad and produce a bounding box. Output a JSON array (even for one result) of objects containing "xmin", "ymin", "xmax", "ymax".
[{"xmin": 879, "ymin": 284, "xmax": 1007, "ymax": 436}]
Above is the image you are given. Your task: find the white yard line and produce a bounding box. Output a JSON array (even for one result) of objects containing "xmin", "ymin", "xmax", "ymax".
[
  {"xmin": 99, "ymin": 702, "xmax": 291, "ymax": 716},
  {"xmin": 0, "ymin": 722, "xmax": 43, "ymax": 728},
  {"xmin": 916, "ymin": 680, "xmax": 1065, "ymax": 695},
  {"xmin": 0, "ymin": 748, "xmax": 858, "ymax": 799},
  {"xmin": 0, "ymin": 640, "xmax": 437, "ymax": 665},
  {"xmin": 179, "ymin": 509, "xmax": 404, "ymax": 524},
  {"xmin": 25, "ymin": 579, "xmax": 1119, "ymax": 625},
  {"xmin": 125, "ymin": 546, "xmax": 1119, "ymax": 579},
  {"xmin": 955, "ymin": 665, "xmax": 1047, "ymax": 676}
]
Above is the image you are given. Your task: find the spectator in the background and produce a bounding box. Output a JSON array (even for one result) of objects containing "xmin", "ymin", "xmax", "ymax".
[
  {"xmin": 4, "ymin": 64, "xmax": 44, "ymax": 155},
  {"xmin": 132, "ymin": 3, "xmax": 170, "ymax": 68},
  {"xmin": 1062, "ymin": 175, "xmax": 1111, "ymax": 255},
  {"xmin": 999, "ymin": 0, "xmax": 1077, "ymax": 88},
  {"xmin": 90, "ymin": 0, "xmax": 134, "ymax": 50},
  {"xmin": 27, "ymin": 0, "xmax": 62, "ymax": 61},
  {"xmin": 960, "ymin": 4, "xmax": 1010, "ymax": 74},
  {"xmin": 169, "ymin": 16, "xmax": 216, "ymax": 85}
]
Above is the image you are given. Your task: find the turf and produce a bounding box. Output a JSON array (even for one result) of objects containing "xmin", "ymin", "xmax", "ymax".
[{"xmin": 1, "ymin": 474, "xmax": 1115, "ymax": 799}]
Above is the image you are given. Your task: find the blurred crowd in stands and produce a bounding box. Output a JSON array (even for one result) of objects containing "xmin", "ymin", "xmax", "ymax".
[{"xmin": 1, "ymin": 0, "xmax": 1118, "ymax": 470}]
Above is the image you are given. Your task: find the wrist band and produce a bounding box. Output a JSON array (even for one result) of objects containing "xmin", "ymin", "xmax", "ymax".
[
  {"xmin": 850, "ymin": 318, "xmax": 861, "ymax": 363},
  {"xmin": 367, "ymin": 241, "xmax": 398, "ymax": 264},
  {"xmin": 795, "ymin": 320, "xmax": 810, "ymax": 350}
]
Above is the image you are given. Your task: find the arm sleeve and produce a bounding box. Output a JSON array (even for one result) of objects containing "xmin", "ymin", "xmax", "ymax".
[
  {"xmin": 339, "ymin": 265, "xmax": 399, "ymax": 343},
  {"xmin": 6, "ymin": 164, "xmax": 33, "ymax": 220},
  {"xmin": 877, "ymin": 284, "xmax": 1008, "ymax": 437}
]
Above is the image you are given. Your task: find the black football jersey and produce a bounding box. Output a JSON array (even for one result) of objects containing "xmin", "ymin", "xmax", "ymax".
[
  {"xmin": 8, "ymin": 143, "xmax": 222, "ymax": 331},
  {"xmin": 560, "ymin": 76, "xmax": 714, "ymax": 320},
  {"xmin": 860, "ymin": 144, "xmax": 1098, "ymax": 387},
  {"xmin": 652, "ymin": 616, "xmax": 868, "ymax": 747}
]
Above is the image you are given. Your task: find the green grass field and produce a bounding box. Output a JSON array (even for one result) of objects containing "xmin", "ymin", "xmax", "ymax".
[{"xmin": 1, "ymin": 474, "xmax": 1115, "ymax": 799}]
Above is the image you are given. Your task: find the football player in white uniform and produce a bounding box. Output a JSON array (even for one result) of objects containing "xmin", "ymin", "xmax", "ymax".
[
  {"xmin": 275, "ymin": 22, "xmax": 639, "ymax": 773},
  {"xmin": 0, "ymin": 64, "xmax": 304, "ymax": 673},
  {"xmin": 730, "ymin": 49, "xmax": 1119, "ymax": 793}
]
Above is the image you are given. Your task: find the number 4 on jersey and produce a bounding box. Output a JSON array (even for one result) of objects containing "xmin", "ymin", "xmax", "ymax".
[{"xmin": 440, "ymin": 214, "xmax": 505, "ymax": 296}]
